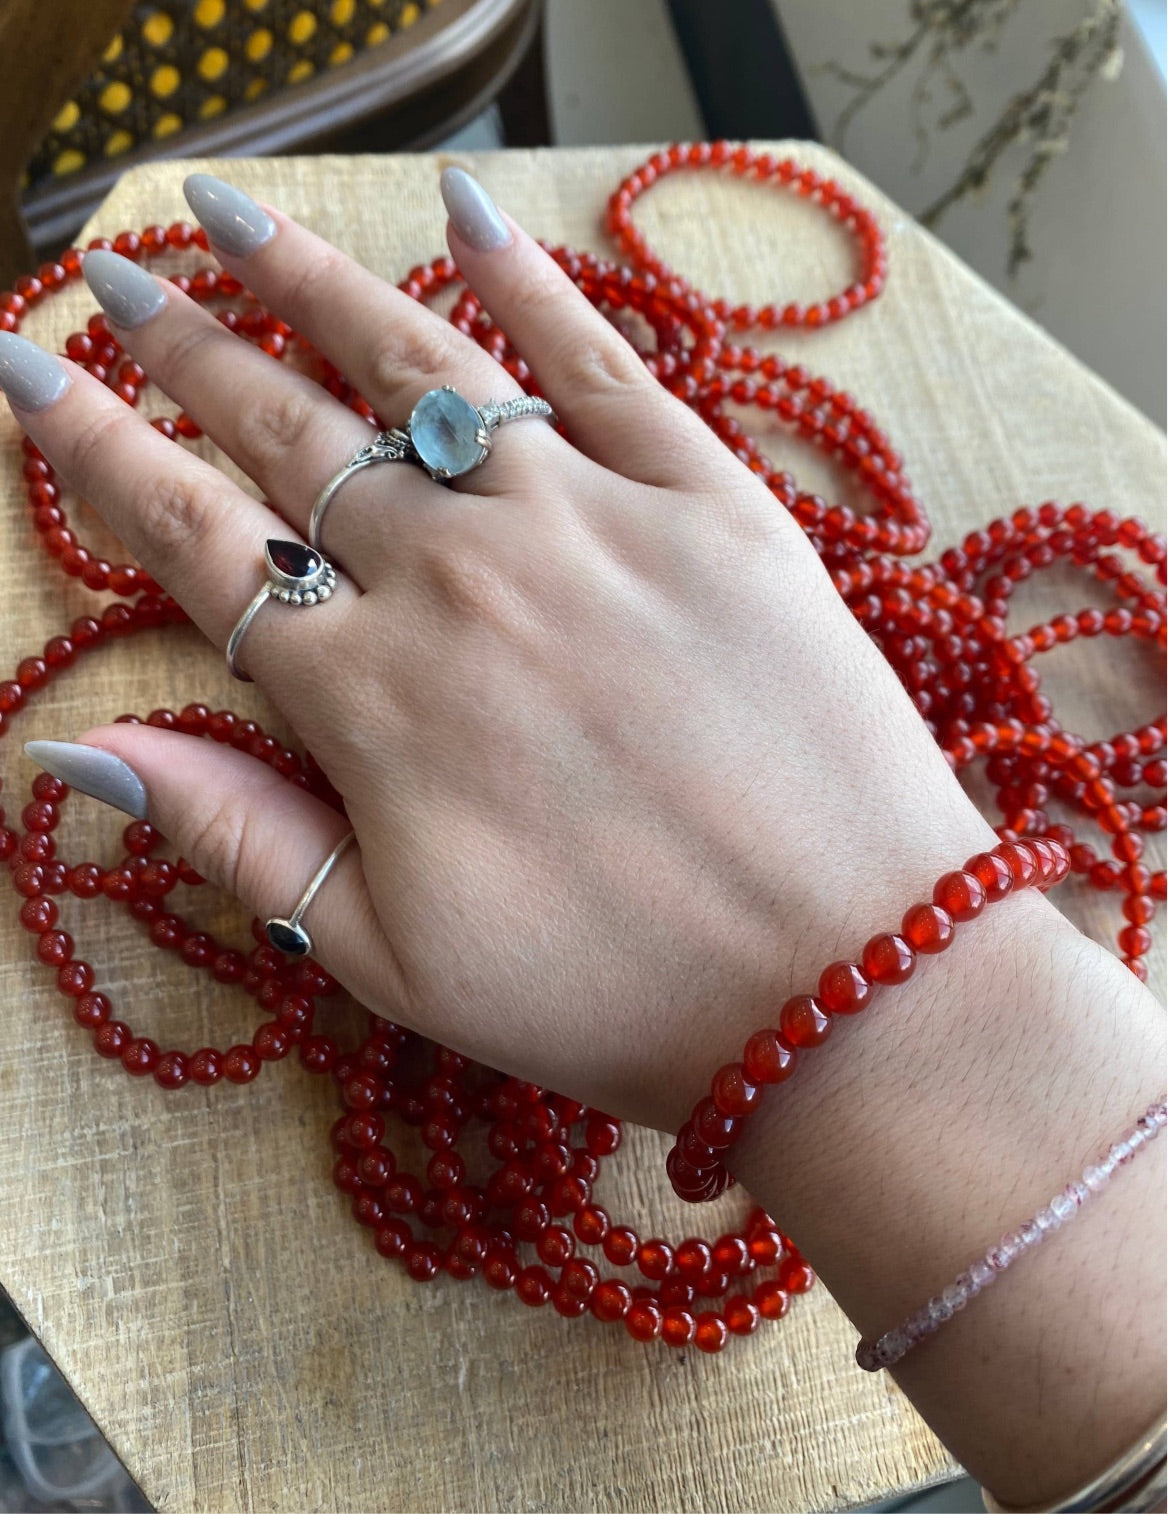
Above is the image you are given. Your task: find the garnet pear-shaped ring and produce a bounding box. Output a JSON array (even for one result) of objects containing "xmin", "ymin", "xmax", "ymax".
[
  {"xmin": 226, "ymin": 538, "xmax": 339, "ymax": 682},
  {"xmin": 307, "ymin": 386, "xmax": 557, "ymax": 552}
]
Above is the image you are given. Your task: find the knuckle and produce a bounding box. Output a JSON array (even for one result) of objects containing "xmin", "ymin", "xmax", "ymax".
[
  {"xmin": 67, "ymin": 406, "xmax": 132, "ymax": 486},
  {"xmin": 133, "ymin": 471, "xmax": 215, "ymax": 557},
  {"xmin": 186, "ymin": 798, "xmax": 249, "ymax": 899},
  {"xmin": 279, "ymin": 246, "xmax": 349, "ymax": 324},
  {"xmin": 235, "ymin": 384, "xmax": 317, "ymax": 470},
  {"xmin": 524, "ymin": 269, "xmax": 647, "ymax": 396},
  {"xmin": 417, "ymin": 541, "xmax": 525, "ymax": 633},
  {"xmin": 367, "ymin": 322, "xmax": 465, "ymax": 402},
  {"xmin": 552, "ymin": 328, "xmax": 648, "ymax": 398},
  {"xmin": 158, "ymin": 317, "xmax": 222, "ymax": 378}
]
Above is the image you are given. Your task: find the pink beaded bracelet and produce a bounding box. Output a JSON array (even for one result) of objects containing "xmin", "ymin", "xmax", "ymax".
[{"xmin": 856, "ymin": 1096, "xmax": 1168, "ymax": 1372}]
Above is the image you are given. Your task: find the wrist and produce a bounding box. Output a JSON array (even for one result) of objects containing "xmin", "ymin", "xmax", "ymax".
[{"xmin": 725, "ymin": 884, "xmax": 1166, "ymax": 1505}]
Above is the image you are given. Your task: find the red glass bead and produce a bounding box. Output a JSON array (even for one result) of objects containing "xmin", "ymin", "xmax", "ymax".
[
  {"xmin": 516, "ymin": 1265, "xmax": 551, "ymax": 1306},
  {"xmin": 777, "ymin": 1256, "xmax": 815, "ymax": 1293},
  {"xmin": 861, "ymin": 932, "xmax": 915, "ymax": 985},
  {"xmin": 748, "ymin": 1228, "xmax": 783, "ymax": 1265},
  {"xmin": 742, "ymin": 1028, "xmax": 796, "ymax": 1084},
  {"xmin": 778, "ymin": 994, "xmax": 832, "ymax": 1048},
  {"xmin": 901, "ymin": 902, "xmax": 955, "ymax": 953},
  {"xmin": 817, "ymin": 960, "xmax": 872, "ymax": 1015},
  {"xmin": 57, "ymin": 961, "xmax": 94, "ymax": 998},
  {"xmin": 998, "ymin": 840, "xmax": 1038, "ymax": 887},
  {"xmin": 590, "ymin": 1280, "xmax": 632, "ymax": 1321},
  {"xmin": 223, "ymin": 1045, "xmax": 260, "ymax": 1084},
  {"xmin": 625, "ymin": 1299, "xmax": 663, "ymax": 1341},
  {"xmin": 754, "ymin": 1282, "xmax": 790, "ymax": 1320},
  {"xmin": 374, "ymin": 1222, "xmax": 410, "ymax": 1260},
  {"xmin": 19, "ymin": 896, "xmax": 56, "ymax": 933},
  {"xmin": 724, "ymin": 1297, "xmax": 761, "ymax": 1335},
  {"xmin": 713, "ymin": 1234, "xmax": 750, "ymax": 1274},
  {"xmin": 602, "ymin": 1225, "xmax": 638, "ymax": 1266},
  {"xmin": 637, "ymin": 1239, "xmax": 674, "ymax": 1280},
  {"xmin": 551, "ymin": 1286, "xmax": 589, "ymax": 1319},
  {"xmin": 661, "ymin": 1307, "xmax": 697, "ymax": 1347},
  {"xmin": 154, "ymin": 1052, "xmax": 190, "ymax": 1090},
  {"xmin": 694, "ymin": 1312, "xmax": 728, "ymax": 1353},
  {"xmin": 406, "ymin": 1242, "xmax": 442, "ymax": 1282},
  {"xmin": 561, "ymin": 1258, "xmax": 599, "ymax": 1301},
  {"xmin": 964, "ymin": 851, "xmax": 1014, "ymax": 902},
  {"xmin": 584, "ymin": 1114, "xmax": 621, "ymax": 1155},
  {"xmin": 711, "ymin": 1062, "xmax": 762, "ymax": 1116},
  {"xmin": 692, "ymin": 1098, "xmax": 742, "ymax": 1150},
  {"xmin": 932, "ymin": 869, "xmax": 987, "ymax": 921},
  {"xmin": 537, "ymin": 1227, "xmax": 574, "ymax": 1267},
  {"xmin": 94, "ymin": 1021, "xmax": 131, "ymax": 1058},
  {"xmin": 122, "ymin": 1038, "xmax": 160, "ymax": 1076},
  {"xmin": 73, "ymin": 992, "xmax": 111, "ymax": 1030},
  {"xmin": 675, "ymin": 1239, "xmax": 713, "ymax": 1280},
  {"xmin": 190, "ymin": 1048, "xmax": 224, "ymax": 1085}
]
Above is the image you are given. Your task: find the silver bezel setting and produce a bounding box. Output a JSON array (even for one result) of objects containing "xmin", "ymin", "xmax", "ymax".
[
  {"xmin": 408, "ymin": 385, "xmax": 492, "ymax": 480},
  {"xmin": 263, "ymin": 540, "xmax": 337, "ymax": 607}
]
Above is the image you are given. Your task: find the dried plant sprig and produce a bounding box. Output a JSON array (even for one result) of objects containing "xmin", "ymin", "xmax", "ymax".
[{"xmin": 822, "ymin": 0, "xmax": 1124, "ymax": 279}]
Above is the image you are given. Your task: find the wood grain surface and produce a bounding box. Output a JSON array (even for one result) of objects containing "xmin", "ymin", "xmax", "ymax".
[{"xmin": 0, "ymin": 144, "xmax": 1163, "ymax": 1514}]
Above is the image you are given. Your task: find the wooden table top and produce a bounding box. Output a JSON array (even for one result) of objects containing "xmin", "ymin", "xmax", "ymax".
[{"xmin": 0, "ymin": 144, "xmax": 1163, "ymax": 1513}]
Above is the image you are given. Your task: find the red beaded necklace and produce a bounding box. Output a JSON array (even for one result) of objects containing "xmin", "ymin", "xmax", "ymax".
[{"xmin": 1, "ymin": 144, "xmax": 1163, "ymax": 1355}]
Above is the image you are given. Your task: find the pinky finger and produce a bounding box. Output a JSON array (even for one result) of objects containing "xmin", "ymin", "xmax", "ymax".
[{"xmin": 24, "ymin": 728, "xmax": 407, "ymax": 1019}]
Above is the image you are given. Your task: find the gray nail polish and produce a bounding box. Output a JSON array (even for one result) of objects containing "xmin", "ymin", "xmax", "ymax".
[
  {"xmin": 25, "ymin": 741, "xmax": 148, "ymax": 819},
  {"xmin": 0, "ymin": 334, "xmax": 70, "ymax": 412},
  {"xmin": 183, "ymin": 173, "xmax": 276, "ymax": 257},
  {"xmin": 83, "ymin": 249, "xmax": 167, "ymax": 329},
  {"xmin": 440, "ymin": 167, "xmax": 511, "ymax": 252}
]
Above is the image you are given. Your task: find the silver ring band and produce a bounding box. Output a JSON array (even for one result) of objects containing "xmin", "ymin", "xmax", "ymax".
[
  {"xmin": 308, "ymin": 388, "xmax": 557, "ymax": 553},
  {"xmin": 308, "ymin": 429, "xmax": 411, "ymax": 554},
  {"xmin": 265, "ymin": 831, "xmax": 356, "ymax": 957},
  {"xmin": 226, "ymin": 538, "xmax": 339, "ymax": 682}
]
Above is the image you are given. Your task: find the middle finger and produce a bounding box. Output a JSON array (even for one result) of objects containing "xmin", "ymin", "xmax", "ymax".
[{"xmin": 82, "ymin": 247, "xmax": 433, "ymax": 587}]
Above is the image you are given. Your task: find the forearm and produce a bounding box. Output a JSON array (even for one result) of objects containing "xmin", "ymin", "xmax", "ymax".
[{"xmin": 728, "ymin": 886, "xmax": 1167, "ymax": 1506}]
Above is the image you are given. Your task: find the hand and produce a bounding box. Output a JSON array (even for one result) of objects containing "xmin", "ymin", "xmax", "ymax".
[{"xmin": 3, "ymin": 169, "xmax": 997, "ymax": 1133}]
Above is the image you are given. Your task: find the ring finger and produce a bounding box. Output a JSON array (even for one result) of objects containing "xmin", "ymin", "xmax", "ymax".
[
  {"xmin": 179, "ymin": 174, "xmax": 586, "ymax": 506},
  {"xmin": 0, "ymin": 335, "xmax": 359, "ymax": 689},
  {"xmin": 81, "ymin": 246, "xmax": 440, "ymax": 586}
]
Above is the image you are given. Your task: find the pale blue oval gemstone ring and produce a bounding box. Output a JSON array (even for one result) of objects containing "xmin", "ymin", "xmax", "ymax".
[{"xmin": 308, "ymin": 385, "xmax": 558, "ymax": 551}]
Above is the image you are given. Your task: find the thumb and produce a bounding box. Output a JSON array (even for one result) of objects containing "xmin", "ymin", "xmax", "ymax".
[{"xmin": 24, "ymin": 727, "xmax": 405, "ymax": 1015}]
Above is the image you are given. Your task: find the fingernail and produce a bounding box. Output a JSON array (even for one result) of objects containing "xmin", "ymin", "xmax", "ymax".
[
  {"xmin": 25, "ymin": 741, "xmax": 147, "ymax": 819},
  {"xmin": 440, "ymin": 167, "xmax": 511, "ymax": 252},
  {"xmin": 83, "ymin": 249, "xmax": 167, "ymax": 329},
  {"xmin": 0, "ymin": 333, "xmax": 70, "ymax": 412},
  {"xmin": 183, "ymin": 173, "xmax": 275, "ymax": 257}
]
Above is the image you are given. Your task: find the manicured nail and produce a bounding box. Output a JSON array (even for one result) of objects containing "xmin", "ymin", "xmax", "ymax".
[
  {"xmin": 183, "ymin": 173, "xmax": 275, "ymax": 257},
  {"xmin": 0, "ymin": 333, "xmax": 70, "ymax": 412},
  {"xmin": 25, "ymin": 741, "xmax": 147, "ymax": 819},
  {"xmin": 440, "ymin": 168, "xmax": 511, "ymax": 252},
  {"xmin": 83, "ymin": 249, "xmax": 167, "ymax": 329}
]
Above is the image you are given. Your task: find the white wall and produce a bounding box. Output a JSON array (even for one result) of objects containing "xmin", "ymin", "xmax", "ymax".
[{"xmin": 771, "ymin": 0, "xmax": 1167, "ymax": 424}]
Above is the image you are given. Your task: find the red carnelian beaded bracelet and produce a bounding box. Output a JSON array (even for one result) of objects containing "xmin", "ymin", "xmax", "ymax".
[
  {"xmin": 667, "ymin": 837, "xmax": 1071, "ymax": 1203},
  {"xmin": 2, "ymin": 143, "xmax": 1162, "ymax": 1357}
]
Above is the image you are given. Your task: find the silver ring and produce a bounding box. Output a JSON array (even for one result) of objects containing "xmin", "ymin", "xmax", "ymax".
[
  {"xmin": 265, "ymin": 832, "xmax": 356, "ymax": 957},
  {"xmin": 308, "ymin": 387, "xmax": 557, "ymax": 552},
  {"xmin": 226, "ymin": 538, "xmax": 338, "ymax": 683}
]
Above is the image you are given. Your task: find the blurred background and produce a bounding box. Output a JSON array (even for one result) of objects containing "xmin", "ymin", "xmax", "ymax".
[{"xmin": 1, "ymin": 1, "xmax": 1163, "ymax": 1508}]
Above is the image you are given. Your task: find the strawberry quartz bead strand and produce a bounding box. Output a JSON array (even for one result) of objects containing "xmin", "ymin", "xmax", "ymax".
[{"xmin": 667, "ymin": 841, "xmax": 1069, "ymax": 1203}]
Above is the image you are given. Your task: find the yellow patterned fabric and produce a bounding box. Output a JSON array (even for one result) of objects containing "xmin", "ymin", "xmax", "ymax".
[{"xmin": 27, "ymin": 0, "xmax": 442, "ymax": 188}]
